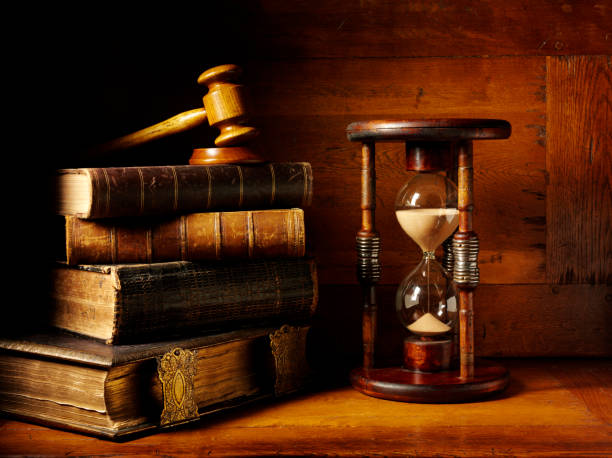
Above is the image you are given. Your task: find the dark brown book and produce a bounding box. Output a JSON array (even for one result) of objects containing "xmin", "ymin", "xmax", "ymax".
[
  {"xmin": 55, "ymin": 163, "xmax": 313, "ymax": 219},
  {"xmin": 64, "ymin": 208, "xmax": 305, "ymax": 265},
  {"xmin": 50, "ymin": 258, "xmax": 318, "ymax": 344},
  {"xmin": 0, "ymin": 325, "xmax": 312, "ymax": 439}
]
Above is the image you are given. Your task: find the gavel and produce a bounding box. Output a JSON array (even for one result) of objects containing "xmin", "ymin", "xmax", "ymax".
[{"xmin": 88, "ymin": 64, "xmax": 260, "ymax": 159}]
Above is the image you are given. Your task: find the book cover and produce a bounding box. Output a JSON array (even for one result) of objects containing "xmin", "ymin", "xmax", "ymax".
[
  {"xmin": 50, "ymin": 258, "xmax": 318, "ymax": 344},
  {"xmin": 64, "ymin": 208, "xmax": 306, "ymax": 264},
  {"xmin": 0, "ymin": 325, "xmax": 312, "ymax": 439},
  {"xmin": 55, "ymin": 163, "xmax": 313, "ymax": 219}
]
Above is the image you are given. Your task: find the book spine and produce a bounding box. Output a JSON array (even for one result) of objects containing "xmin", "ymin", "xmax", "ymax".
[
  {"xmin": 65, "ymin": 209, "xmax": 306, "ymax": 264},
  {"xmin": 83, "ymin": 163, "xmax": 312, "ymax": 218},
  {"xmin": 109, "ymin": 258, "xmax": 317, "ymax": 344}
]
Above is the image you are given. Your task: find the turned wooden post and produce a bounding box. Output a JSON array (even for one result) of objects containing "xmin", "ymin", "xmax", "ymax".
[
  {"xmin": 356, "ymin": 142, "xmax": 380, "ymax": 370},
  {"xmin": 454, "ymin": 141, "xmax": 477, "ymax": 379}
]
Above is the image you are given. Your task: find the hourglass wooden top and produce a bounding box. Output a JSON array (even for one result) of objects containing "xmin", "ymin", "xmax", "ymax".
[{"xmin": 346, "ymin": 119, "xmax": 511, "ymax": 142}]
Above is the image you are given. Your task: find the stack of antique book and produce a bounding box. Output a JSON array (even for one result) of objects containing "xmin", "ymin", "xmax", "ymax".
[{"xmin": 0, "ymin": 161, "xmax": 317, "ymax": 438}]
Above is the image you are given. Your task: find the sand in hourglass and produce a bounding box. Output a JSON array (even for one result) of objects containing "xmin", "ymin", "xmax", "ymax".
[
  {"xmin": 395, "ymin": 208, "xmax": 460, "ymax": 253},
  {"xmin": 408, "ymin": 312, "xmax": 451, "ymax": 337}
]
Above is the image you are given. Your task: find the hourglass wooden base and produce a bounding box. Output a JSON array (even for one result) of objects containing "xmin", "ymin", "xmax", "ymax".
[
  {"xmin": 350, "ymin": 360, "xmax": 509, "ymax": 403},
  {"xmin": 346, "ymin": 119, "xmax": 512, "ymax": 404}
]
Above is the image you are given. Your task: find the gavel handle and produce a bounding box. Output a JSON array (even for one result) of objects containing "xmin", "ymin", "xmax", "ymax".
[{"xmin": 88, "ymin": 107, "xmax": 208, "ymax": 156}]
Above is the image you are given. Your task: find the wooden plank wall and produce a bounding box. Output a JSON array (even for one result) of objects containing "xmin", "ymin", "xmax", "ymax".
[
  {"xmin": 237, "ymin": 0, "xmax": 612, "ymax": 367},
  {"xmin": 24, "ymin": 2, "xmax": 610, "ymax": 367},
  {"xmin": 546, "ymin": 56, "xmax": 612, "ymax": 285}
]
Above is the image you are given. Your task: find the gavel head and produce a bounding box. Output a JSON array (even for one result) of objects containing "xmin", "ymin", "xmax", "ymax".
[{"xmin": 198, "ymin": 64, "xmax": 259, "ymax": 147}]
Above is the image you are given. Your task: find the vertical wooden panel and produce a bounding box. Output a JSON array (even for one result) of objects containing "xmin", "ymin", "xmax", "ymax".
[{"xmin": 546, "ymin": 56, "xmax": 612, "ymax": 285}]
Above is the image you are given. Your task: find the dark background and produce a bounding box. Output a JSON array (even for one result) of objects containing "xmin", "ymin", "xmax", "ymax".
[{"xmin": 9, "ymin": 3, "xmax": 252, "ymax": 331}]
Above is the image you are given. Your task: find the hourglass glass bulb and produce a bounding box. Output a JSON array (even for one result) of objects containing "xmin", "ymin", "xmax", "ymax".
[
  {"xmin": 396, "ymin": 256, "xmax": 457, "ymax": 337},
  {"xmin": 395, "ymin": 172, "xmax": 459, "ymax": 253},
  {"xmin": 395, "ymin": 171, "xmax": 458, "ymax": 339}
]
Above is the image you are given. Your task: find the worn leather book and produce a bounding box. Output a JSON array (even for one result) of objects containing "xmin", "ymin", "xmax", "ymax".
[
  {"xmin": 55, "ymin": 163, "xmax": 313, "ymax": 219},
  {"xmin": 50, "ymin": 258, "xmax": 318, "ymax": 344},
  {"xmin": 0, "ymin": 325, "xmax": 312, "ymax": 439},
  {"xmin": 63, "ymin": 208, "xmax": 305, "ymax": 265}
]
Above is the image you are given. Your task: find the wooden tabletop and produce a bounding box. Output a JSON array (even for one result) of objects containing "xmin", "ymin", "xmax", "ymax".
[{"xmin": 0, "ymin": 359, "xmax": 610, "ymax": 457}]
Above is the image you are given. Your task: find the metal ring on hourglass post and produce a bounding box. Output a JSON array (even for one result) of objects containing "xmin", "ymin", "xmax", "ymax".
[
  {"xmin": 356, "ymin": 235, "xmax": 381, "ymax": 284},
  {"xmin": 453, "ymin": 235, "xmax": 480, "ymax": 287},
  {"xmin": 442, "ymin": 237, "xmax": 455, "ymax": 275}
]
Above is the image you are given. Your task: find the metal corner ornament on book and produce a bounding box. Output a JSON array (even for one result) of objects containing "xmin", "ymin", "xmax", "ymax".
[
  {"xmin": 157, "ymin": 347, "xmax": 199, "ymax": 426},
  {"xmin": 153, "ymin": 325, "xmax": 313, "ymax": 429},
  {"xmin": 346, "ymin": 119, "xmax": 512, "ymax": 403}
]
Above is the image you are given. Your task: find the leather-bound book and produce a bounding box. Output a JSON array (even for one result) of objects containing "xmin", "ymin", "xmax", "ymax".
[
  {"xmin": 0, "ymin": 325, "xmax": 312, "ymax": 439},
  {"xmin": 55, "ymin": 163, "xmax": 313, "ymax": 219},
  {"xmin": 64, "ymin": 208, "xmax": 305, "ymax": 265},
  {"xmin": 50, "ymin": 258, "xmax": 318, "ymax": 344}
]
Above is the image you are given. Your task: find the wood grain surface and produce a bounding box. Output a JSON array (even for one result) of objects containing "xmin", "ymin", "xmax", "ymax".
[
  {"xmin": 246, "ymin": 0, "xmax": 611, "ymax": 58},
  {"xmin": 0, "ymin": 359, "xmax": 609, "ymax": 456},
  {"xmin": 546, "ymin": 55, "xmax": 612, "ymax": 285}
]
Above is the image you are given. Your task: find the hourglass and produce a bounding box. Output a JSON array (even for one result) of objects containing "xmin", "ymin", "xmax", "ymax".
[{"xmin": 347, "ymin": 119, "xmax": 511, "ymax": 403}]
